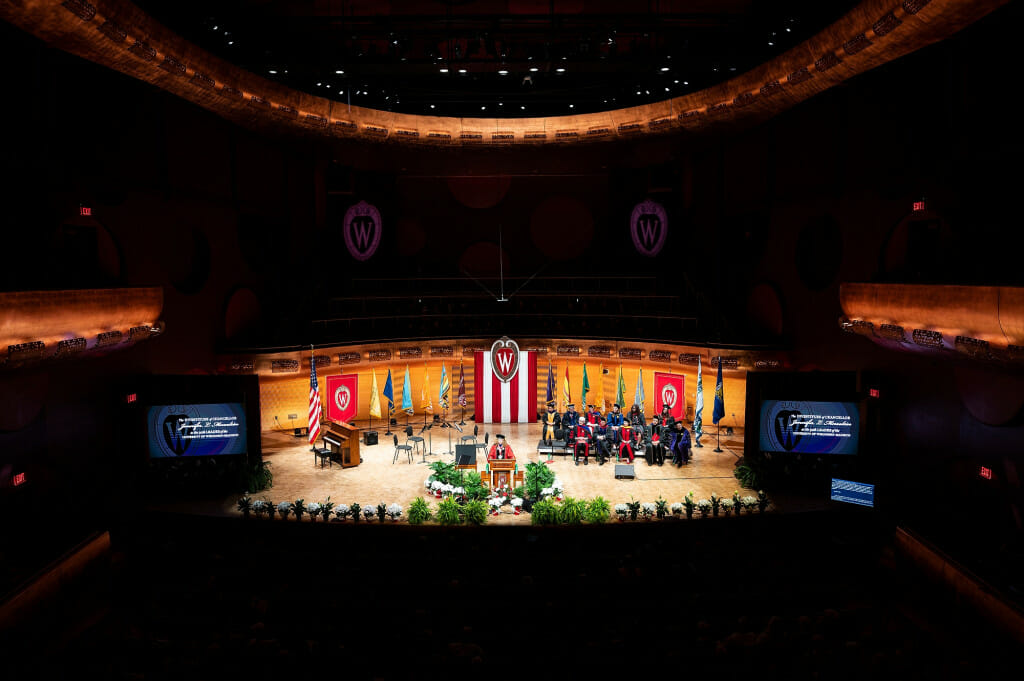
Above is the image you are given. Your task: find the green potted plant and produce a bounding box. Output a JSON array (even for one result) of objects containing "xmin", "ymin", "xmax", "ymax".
[
  {"xmin": 586, "ymin": 496, "xmax": 611, "ymax": 524},
  {"xmin": 558, "ymin": 497, "xmax": 586, "ymax": 525},
  {"xmin": 333, "ymin": 504, "xmax": 351, "ymax": 521},
  {"xmin": 292, "ymin": 498, "xmax": 306, "ymax": 522},
  {"xmin": 463, "ymin": 499, "xmax": 489, "ymax": 525},
  {"xmin": 732, "ymin": 490, "xmax": 743, "ymax": 512},
  {"xmin": 436, "ymin": 495, "xmax": 462, "ymax": 525},
  {"xmin": 320, "ymin": 497, "xmax": 334, "ymax": 521},
  {"xmin": 654, "ymin": 497, "xmax": 669, "ymax": 520},
  {"xmin": 530, "ymin": 498, "xmax": 558, "ymax": 525},
  {"xmin": 614, "ymin": 503, "xmax": 628, "ymax": 522},
  {"xmin": 236, "ymin": 493, "xmax": 253, "ymax": 519},
  {"xmin": 307, "ymin": 501, "xmax": 322, "ymax": 522},
  {"xmin": 757, "ymin": 490, "xmax": 770, "ymax": 513},
  {"xmin": 720, "ymin": 498, "xmax": 735, "ymax": 516},
  {"xmin": 350, "ymin": 502, "xmax": 362, "ymax": 522},
  {"xmin": 697, "ymin": 499, "xmax": 711, "ymax": 518},
  {"xmin": 276, "ymin": 501, "xmax": 292, "ymax": 520},
  {"xmin": 407, "ymin": 497, "xmax": 431, "ymax": 525},
  {"xmin": 683, "ymin": 492, "xmax": 695, "ymax": 520},
  {"xmin": 626, "ymin": 497, "xmax": 641, "ymax": 522},
  {"xmin": 376, "ymin": 502, "xmax": 388, "ymax": 523},
  {"xmin": 710, "ymin": 493, "xmax": 721, "ymax": 517}
]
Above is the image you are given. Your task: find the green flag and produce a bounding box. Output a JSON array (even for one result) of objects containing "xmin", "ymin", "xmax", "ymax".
[
  {"xmin": 581, "ymin": 362, "xmax": 591, "ymax": 408},
  {"xmin": 616, "ymin": 365, "xmax": 626, "ymax": 408}
]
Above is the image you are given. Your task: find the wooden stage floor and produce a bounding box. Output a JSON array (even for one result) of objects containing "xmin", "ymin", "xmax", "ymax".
[{"xmin": 226, "ymin": 420, "xmax": 752, "ymax": 524}]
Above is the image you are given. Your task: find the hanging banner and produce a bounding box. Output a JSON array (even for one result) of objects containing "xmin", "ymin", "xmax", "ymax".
[
  {"xmin": 343, "ymin": 200, "xmax": 382, "ymax": 261},
  {"xmin": 630, "ymin": 198, "xmax": 667, "ymax": 257},
  {"xmin": 326, "ymin": 373, "xmax": 359, "ymax": 424},
  {"xmin": 654, "ymin": 372, "xmax": 685, "ymax": 421}
]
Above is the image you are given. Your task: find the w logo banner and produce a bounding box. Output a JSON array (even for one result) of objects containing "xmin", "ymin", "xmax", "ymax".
[
  {"xmin": 475, "ymin": 338, "xmax": 537, "ymax": 423},
  {"xmin": 325, "ymin": 374, "xmax": 359, "ymax": 424},
  {"xmin": 630, "ymin": 199, "xmax": 667, "ymax": 257},
  {"xmin": 343, "ymin": 200, "xmax": 382, "ymax": 261},
  {"xmin": 654, "ymin": 372, "xmax": 685, "ymax": 421}
]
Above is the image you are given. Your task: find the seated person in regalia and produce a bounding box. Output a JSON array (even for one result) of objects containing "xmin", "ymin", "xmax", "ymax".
[
  {"xmin": 570, "ymin": 416, "xmax": 592, "ymax": 466},
  {"xmin": 591, "ymin": 416, "xmax": 611, "ymax": 465}
]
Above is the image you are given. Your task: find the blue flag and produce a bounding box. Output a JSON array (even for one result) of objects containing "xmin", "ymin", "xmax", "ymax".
[
  {"xmin": 712, "ymin": 357, "xmax": 725, "ymax": 425},
  {"xmin": 401, "ymin": 364, "xmax": 414, "ymax": 415},
  {"xmin": 382, "ymin": 368, "xmax": 395, "ymax": 416}
]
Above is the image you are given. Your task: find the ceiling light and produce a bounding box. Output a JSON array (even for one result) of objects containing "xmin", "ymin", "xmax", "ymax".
[
  {"xmin": 636, "ymin": 90, "xmax": 641, "ymax": 95},
  {"xmin": 521, "ymin": 105, "xmax": 526, "ymax": 110},
  {"xmin": 440, "ymin": 68, "xmax": 449, "ymax": 73},
  {"xmin": 645, "ymin": 90, "xmax": 650, "ymax": 95},
  {"xmin": 228, "ymin": 41, "xmax": 233, "ymax": 45},
  {"xmin": 569, "ymin": 104, "xmax": 574, "ymax": 108},
  {"xmin": 529, "ymin": 67, "xmax": 538, "ymax": 72},
  {"xmin": 665, "ymin": 87, "xmax": 670, "ymax": 92},
  {"xmin": 430, "ymin": 104, "xmax": 435, "ymax": 109},
  {"xmin": 268, "ymin": 70, "xmax": 277, "ymax": 74},
  {"xmin": 212, "ymin": 25, "xmax": 218, "ymax": 30},
  {"xmin": 768, "ymin": 42, "xmax": 774, "ymax": 46},
  {"xmin": 684, "ymin": 81, "xmax": 689, "ymax": 85},
  {"xmin": 317, "ymin": 82, "xmax": 322, "ymax": 86},
  {"xmin": 660, "ymin": 67, "xmax": 670, "ymax": 72},
  {"xmin": 481, "ymin": 106, "xmax": 486, "ymax": 110},
  {"xmin": 498, "ymin": 69, "xmax": 508, "ymax": 75},
  {"xmin": 556, "ymin": 67, "xmax": 565, "ymax": 72},
  {"xmin": 339, "ymin": 90, "xmax": 344, "ymax": 94},
  {"xmin": 458, "ymin": 69, "xmax": 467, "ymax": 73},
  {"xmin": 336, "ymin": 70, "xmax": 344, "ymax": 74}
]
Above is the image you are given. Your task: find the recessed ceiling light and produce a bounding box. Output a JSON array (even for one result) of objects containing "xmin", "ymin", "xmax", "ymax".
[
  {"xmin": 636, "ymin": 90, "xmax": 641, "ymax": 95},
  {"xmin": 556, "ymin": 67, "xmax": 566, "ymax": 73},
  {"xmin": 430, "ymin": 104, "xmax": 435, "ymax": 109},
  {"xmin": 521, "ymin": 105, "xmax": 526, "ymax": 110},
  {"xmin": 569, "ymin": 104, "xmax": 574, "ymax": 108},
  {"xmin": 336, "ymin": 70, "xmax": 344, "ymax": 74},
  {"xmin": 660, "ymin": 67, "xmax": 670, "ymax": 72},
  {"xmin": 481, "ymin": 106, "xmax": 486, "ymax": 110},
  {"xmin": 268, "ymin": 70, "xmax": 277, "ymax": 74},
  {"xmin": 498, "ymin": 69, "xmax": 508, "ymax": 75},
  {"xmin": 317, "ymin": 82, "xmax": 322, "ymax": 86},
  {"xmin": 665, "ymin": 87, "xmax": 670, "ymax": 92},
  {"xmin": 684, "ymin": 81, "xmax": 689, "ymax": 85},
  {"xmin": 339, "ymin": 90, "xmax": 344, "ymax": 95},
  {"xmin": 212, "ymin": 25, "xmax": 218, "ymax": 30},
  {"xmin": 786, "ymin": 27, "xmax": 791, "ymax": 32},
  {"xmin": 673, "ymin": 80, "xmax": 679, "ymax": 84},
  {"xmin": 227, "ymin": 41, "xmax": 233, "ymax": 45},
  {"xmin": 768, "ymin": 42, "xmax": 774, "ymax": 46},
  {"xmin": 645, "ymin": 90, "xmax": 650, "ymax": 95},
  {"xmin": 440, "ymin": 68, "xmax": 449, "ymax": 73},
  {"xmin": 529, "ymin": 67, "xmax": 539, "ymax": 72}
]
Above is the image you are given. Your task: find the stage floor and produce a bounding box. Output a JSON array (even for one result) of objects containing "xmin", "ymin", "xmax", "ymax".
[{"xmin": 231, "ymin": 420, "xmax": 750, "ymax": 524}]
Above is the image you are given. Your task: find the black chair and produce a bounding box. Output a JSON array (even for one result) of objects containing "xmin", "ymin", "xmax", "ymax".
[
  {"xmin": 474, "ymin": 431, "xmax": 489, "ymax": 458},
  {"xmin": 406, "ymin": 425, "xmax": 425, "ymax": 458},
  {"xmin": 461, "ymin": 423, "xmax": 478, "ymax": 446},
  {"xmin": 393, "ymin": 434, "xmax": 413, "ymax": 464}
]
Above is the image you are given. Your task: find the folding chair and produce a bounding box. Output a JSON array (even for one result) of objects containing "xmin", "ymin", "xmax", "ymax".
[{"xmin": 393, "ymin": 434, "xmax": 413, "ymax": 464}]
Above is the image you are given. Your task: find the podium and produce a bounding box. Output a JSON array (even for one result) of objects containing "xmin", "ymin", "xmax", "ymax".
[
  {"xmin": 484, "ymin": 458, "xmax": 522, "ymax": 489},
  {"xmin": 323, "ymin": 420, "xmax": 360, "ymax": 468}
]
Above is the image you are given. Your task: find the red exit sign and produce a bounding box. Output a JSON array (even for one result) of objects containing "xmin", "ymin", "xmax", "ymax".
[
  {"xmin": 12, "ymin": 472, "xmax": 26, "ymax": 487},
  {"xmin": 868, "ymin": 388, "xmax": 880, "ymax": 399},
  {"xmin": 125, "ymin": 393, "xmax": 138, "ymax": 404},
  {"xmin": 979, "ymin": 466, "xmax": 993, "ymax": 480},
  {"xmin": 79, "ymin": 206, "xmax": 92, "ymax": 216},
  {"xmin": 912, "ymin": 201, "xmax": 926, "ymax": 212}
]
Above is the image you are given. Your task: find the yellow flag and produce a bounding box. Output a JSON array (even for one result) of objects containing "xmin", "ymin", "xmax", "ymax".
[
  {"xmin": 369, "ymin": 369, "xmax": 382, "ymax": 419},
  {"xmin": 421, "ymin": 365, "xmax": 433, "ymax": 413}
]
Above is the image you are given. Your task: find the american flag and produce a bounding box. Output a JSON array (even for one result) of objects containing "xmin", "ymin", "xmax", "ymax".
[{"xmin": 308, "ymin": 350, "xmax": 322, "ymax": 445}]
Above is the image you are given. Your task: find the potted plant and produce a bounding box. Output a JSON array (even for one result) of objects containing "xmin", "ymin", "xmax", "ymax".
[
  {"xmin": 350, "ymin": 502, "xmax": 362, "ymax": 522},
  {"xmin": 732, "ymin": 490, "xmax": 743, "ymax": 512},
  {"xmin": 292, "ymin": 499, "xmax": 306, "ymax": 522},
  {"xmin": 670, "ymin": 502, "xmax": 683, "ymax": 518},
  {"xmin": 264, "ymin": 498, "xmax": 276, "ymax": 519},
  {"xmin": 386, "ymin": 503, "xmax": 403, "ymax": 521},
  {"xmin": 530, "ymin": 498, "xmax": 558, "ymax": 525},
  {"xmin": 511, "ymin": 497, "xmax": 524, "ymax": 516},
  {"xmin": 334, "ymin": 504, "xmax": 351, "ymax": 521},
  {"xmin": 720, "ymin": 499, "xmax": 735, "ymax": 516},
  {"xmin": 683, "ymin": 492, "xmax": 695, "ymax": 520},
  {"xmin": 586, "ymin": 496, "xmax": 611, "ymax": 524},
  {"xmin": 277, "ymin": 501, "xmax": 292, "ymax": 520},
  {"xmin": 641, "ymin": 502, "xmax": 655, "ymax": 520},
  {"xmin": 757, "ymin": 490, "xmax": 770, "ymax": 513},
  {"xmin": 436, "ymin": 495, "xmax": 461, "ymax": 525},
  {"xmin": 742, "ymin": 495, "xmax": 758, "ymax": 514},
  {"xmin": 362, "ymin": 503, "xmax": 376, "ymax": 522},
  {"xmin": 626, "ymin": 498, "xmax": 641, "ymax": 522},
  {"xmin": 376, "ymin": 502, "xmax": 388, "ymax": 522},
  {"xmin": 654, "ymin": 497, "xmax": 669, "ymax": 520},
  {"xmin": 710, "ymin": 493, "xmax": 721, "ymax": 517},
  {"xmin": 237, "ymin": 494, "xmax": 253, "ymax": 519},
  {"xmin": 614, "ymin": 503, "xmax": 628, "ymax": 522},
  {"xmin": 488, "ymin": 497, "xmax": 503, "ymax": 516},
  {"xmin": 697, "ymin": 499, "xmax": 711, "ymax": 518},
  {"xmin": 407, "ymin": 497, "xmax": 431, "ymax": 525},
  {"xmin": 306, "ymin": 501, "xmax": 322, "ymax": 522},
  {"xmin": 559, "ymin": 497, "xmax": 586, "ymax": 525},
  {"xmin": 430, "ymin": 480, "xmax": 443, "ymax": 498},
  {"xmin": 463, "ymin": 499, "xmax": 489, "ymax": 525},
  {"xmin": 320, "ymin": 497, "xmax": 334, "ymax": 521},
  {"xmin": 251, "ymin": 498, "xmax": 268, "ymax": 518}
]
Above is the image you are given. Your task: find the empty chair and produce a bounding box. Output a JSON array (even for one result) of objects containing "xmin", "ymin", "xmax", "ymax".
[
  {"xmin": 393, "ymin": 434, "xmax": 413, "ymax": 464},
  {"xmin": 461, "ymin": 423, "xmax": 478, "ymax": 446},
  {"xmin": 474, "ymin": 431, "xmax": 489, "ymax": 458},
  {"xmin": 406, "ymin": 425, "xmax": 425, "ymax": 458}
]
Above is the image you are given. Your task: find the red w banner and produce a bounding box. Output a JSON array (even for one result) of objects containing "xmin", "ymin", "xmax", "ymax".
[
  {"xmin": 474, "ymin": 340, "xmax": 538, "ymax": 423},
  {"xmin": 654, "ymin": 372, "xmax": 685, "ymax": 421},
  {"xmin": 325, "ymin": 374, "xmax": 359, "ymax": 424}
]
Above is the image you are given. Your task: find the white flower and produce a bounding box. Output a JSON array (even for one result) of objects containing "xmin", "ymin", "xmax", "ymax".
[
  {"xmin": 307, "ymin": 502, "xmax": 321, "ymax": 514},
  {"xmin": 430, "ymin": 480, "xmax": 443, "ymax": 491},
  {"xmin": 362, "ymin": 506, "xmax": 375, "ymax": 517},
  {"xmin": 540, "ymin": 487, "xmax": 554, "ymax": 497},
  {"xmin": 452, "ymin": 486, "xmax": 465, "ymax": 496},
  {"xmin": 510, "ymin": 498, "xmax": 523, "ymax": 508},
  {"xmin": 252, "ymin": 500, "xmax": 268, "ymax": 512},
  {"xmin": 425, "ymin": 479, "xmax": 433, "ymax": 489},
  {"xmin": 721, "ymin": 499, "xmax": 735, "ymax": 509},
  {"xmin": 335, "ymin": 504, "xmax": 350, "ymax": 515},
  {"xmin": 614, "ymin": 504, "xmax": 628, "ymax": 514},
  {"xmin": 697, "ymin": 499, "xmax": 712, "ymax": 510},
  {"xmin": 387, "ymin": 503, "xmax": 403, "ymax": 517},
  {"xmin": 442, "ymin": 483, "xmax": 454, "ymax": 494},
  {"xmin": 670, "ymin": 502, "xmax": 683, "ymax": 513},
  {"xmin": 641, "ymin": 502, "xmax": 656, "ymax": 514},
  {"xmin": 488, "ymin": 497, "xmax": 503, "ymax": 508},
  {"xmin": 277, "ymin": 502, "xmax": 292, "ymax": 512},
  {"xmin": 742, "ymin": 496, "xmax": 758, "ymax": 507}
]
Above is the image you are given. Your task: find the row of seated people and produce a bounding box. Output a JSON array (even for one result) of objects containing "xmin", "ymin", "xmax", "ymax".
[{"xmin": 541, "ymin": 401, "xmax": 692, "ymax": 466}]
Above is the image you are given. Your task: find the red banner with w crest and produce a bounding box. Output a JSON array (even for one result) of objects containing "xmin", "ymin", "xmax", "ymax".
[{"xmin": 325, "ymin": 374, "xmax": 359, "ymax": 424}]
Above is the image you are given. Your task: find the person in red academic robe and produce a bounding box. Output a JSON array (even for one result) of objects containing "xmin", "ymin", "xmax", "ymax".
[
  {"xmin": 617, "ymin": 421, "xmax": 635, "ymax": 463},
  {"xmin": 570, "ymin": 416, "xmax": 591, "ymax": 466},
  {"xmin": 488, "ymin": 433, "xmax": 515, "ymax": 460}
]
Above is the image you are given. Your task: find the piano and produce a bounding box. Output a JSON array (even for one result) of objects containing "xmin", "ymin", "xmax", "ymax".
[{"xmin": 322, "ymin": 420, "xmax": 360, "ymax": 468}]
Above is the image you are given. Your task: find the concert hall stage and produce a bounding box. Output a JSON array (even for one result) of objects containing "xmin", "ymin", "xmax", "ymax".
[{"xmin": 215, "ymin": 421, "xmax": 751, "ymax": 522}]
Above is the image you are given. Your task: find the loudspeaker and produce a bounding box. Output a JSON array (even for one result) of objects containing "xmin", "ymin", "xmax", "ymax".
[
  {"xmin": 614, "ymin": 464, "xmax": 635, "ymax": 480},
  {"xmin": 293, "ymin": 427, "xmax": 305, "ymax": 437},
  {"xmin": 363, "ymin": 431, "xmax": 378, "ymax": 446},
  {"xmin": 455, "ymin": 444, "xmax": 476, "ymax": 466}
]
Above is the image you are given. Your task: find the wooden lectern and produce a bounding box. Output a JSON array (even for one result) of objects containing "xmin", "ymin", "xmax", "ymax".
[
  {"xmin": 485, "ymin": 458, "xmax": 516, "ymax": 489},
  {"xmin": 323, "ymin": 421, "xmax": 360, "ymax": 468}
]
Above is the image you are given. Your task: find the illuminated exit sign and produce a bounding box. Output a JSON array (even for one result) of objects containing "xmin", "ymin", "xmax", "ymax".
[
  {"xmin": 912, "ymin": 201, "xmax": 926, "ymax": 212},
  {"xmin": 79, "ymin": 206, "xmax": 92, "ymax": 216},
  {"xmin": 979, "ymin": 466, "xmax": 993, "ymax": 480},
  {"xmin": 12, "ymin": 472, "xmax": 26, "ymax": 487}
]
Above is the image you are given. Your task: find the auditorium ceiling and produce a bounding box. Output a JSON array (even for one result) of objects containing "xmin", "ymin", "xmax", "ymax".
[{"xmin": 0, "ymin": 0, "xmax": 1012, "ymax": 157}]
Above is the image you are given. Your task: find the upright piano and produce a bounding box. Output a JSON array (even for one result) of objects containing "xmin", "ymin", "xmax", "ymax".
[{"xmin": 322, "ymin": 420, "xmax": 360, "ymax": 468}]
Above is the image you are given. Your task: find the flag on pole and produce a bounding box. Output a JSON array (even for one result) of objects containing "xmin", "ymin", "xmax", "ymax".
[
  {"xmin": 562, "ymin": 364, "xmax": 571, "ymax": 409},
  {"xmin": 712, "ymin": 357, "xmax": 725, "ymax": 425},
  {"xmin": 594, "ymin": 363, "xmax": 606, "ymax": 412},
  {"xmin": 694, "ymin": 356, "xmax": 704, "ymax": 440},
  {"xmin": 401, "ymin": 365, "xmax": 413, "ymax": 415},
  {"xmin": 383, "ymin": 368, "xmax": 395, "ymax": 419},
  {"xmin": 439, "ymin": 363, "xmax": 450, "ymax": 411},
  {"xmin": 308, "ymin": 348, "xmax": 322, "ymax": 446},
  {"xmin": 457, "ymin": 361, "xmax": 467, "ymax": 407},
  {"xmin": 616, "ymin": 365, "xmax": 626, "ymax": 408},
  {"xmin": 545, "ymin": 361, "xmax": 554, "ymax": 404},
  {"xmin": 369, "ymin": 369, "xmax": 382, "ymax": 419},
  {"xmin": 422, "ymin": 365, "xmax": 433, "ymax": 413},
  {"xmin": 581, "ymin": 362, "xmax": 591, "ymax": 408},
  {"xmin": 634, "ymin": 367, "xmax": 645, "ymax": 413}
]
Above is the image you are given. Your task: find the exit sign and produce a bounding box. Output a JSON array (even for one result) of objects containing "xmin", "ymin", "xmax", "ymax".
[
  {"xmin": 868, "ymin": 388, "xmax": 880, "ymax": 399},
  {"xmin": 125, "ymin": 393, "xmax": 138, "ymax": 404},
  {"xmin": 979, "ymin": 466, "xmax": 993, "ymax": 480},
  {"xmin": 912, "ymin": 201, "xmax": 926, "ymax": 212},
  {"xmin": 79, "ymin": 206, "xmax": 92, "ymax": 216},
  {"xmin": 12, "ymin": 472, "xmax": 26, "ymax": 487}
]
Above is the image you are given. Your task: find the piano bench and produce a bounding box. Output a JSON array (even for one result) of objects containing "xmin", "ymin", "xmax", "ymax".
[{"xmin": 313, "ymin": 447, "xmax": 332, "ymax": 468}]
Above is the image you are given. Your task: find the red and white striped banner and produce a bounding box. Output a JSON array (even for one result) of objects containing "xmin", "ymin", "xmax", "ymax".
[{"xmin": 474, "ymin": 350, "xmax": 537, "ymax": 423}]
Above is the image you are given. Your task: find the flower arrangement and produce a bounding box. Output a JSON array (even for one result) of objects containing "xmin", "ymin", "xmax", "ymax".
[
  {"xmin": 306, "ymin": 502, "xmax": 322, "ymax": 522},
  {"xmin": 697, "ymin": 499, "xmax": 712, "ymax": 518},
  {"xmin": 641, "ymin": 502, "xmax": 656, "ymax": 519},
  {"xmin": 251, "ymin": 499, "xmax": 269, "ymax": 517},
  {"xmin": 292, "ymin": 499, "xmax": 306, "ymax": 521},
  {"xmin": 655, "ymin": 497, "xmax": 669, "ymax": 519},
  {"xmin": 741, "ymin": 496, "xmax": 758, "ymax": 514},
  {"xmin": 320, "ymin": 498, "xmax": 334, "ymax": 519},
  {"xmin": 334, "ymin": 504, "xmax": 351, "ymax": 520},
  {"xmin": 441, "ymin": 483, "xmax": 454, "ymax": 497},
  {"xmin": 488, "ymin": 497, "xmax": 503, "ymax": 515},
  {"xmin": 350, "ymin": 502, "xmax": 361, "ymax": 522},
  {"xmin": 626, "ymin": 498, "xmax": 641, "ymax": 521},
  {"xmin": 510, "ymin": 498, "xmax": 523, "ymax": 515},
  {"xmin": 757, "ymin": 490, "xmax": 770, "ymax": 513},
  {"xmin": 430, "ymin": 480, "xmax": 443, "ymax": 498},
  {"xmin": 277, "ymin": 501, "xmax": 292, "ymax": 519},
  {"xmin": 237, "ymin": 494, "xmax": 253, "ymax": 517},
  {"xmin": 614, "ymin": 503, "xmax": 628, "ymax": 521},
  {"xmin": 551, "ymin": 478, "xmax": 564, "ymax": 501},
  {"xmin": 424, "ymin": 479, "xmax": 433, "ymax": 491},
  {"xmin": 720, "ymin": 498, "xmax": 735, "ymax": 515},
  {"xmin": 683, "ymin": 492, "xmax": 695, "ymax": 519},
  {"xmin": 670, "ymin": 502, "xmax": 683, "ymax": 516},
  {"xmin": 452, "ymin": 486, "xmax": 466, "ymax": 502},
  {"xmin": 362, "ymin": 503, "xmax": 376, "ymax": 521},
  {"xmin": 387, "ymin": 503, "xmax": 403, "ymax": 521},
  {"xmin": 376, "ymin": 502, "xmax": 387, "ymax": 522}
]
